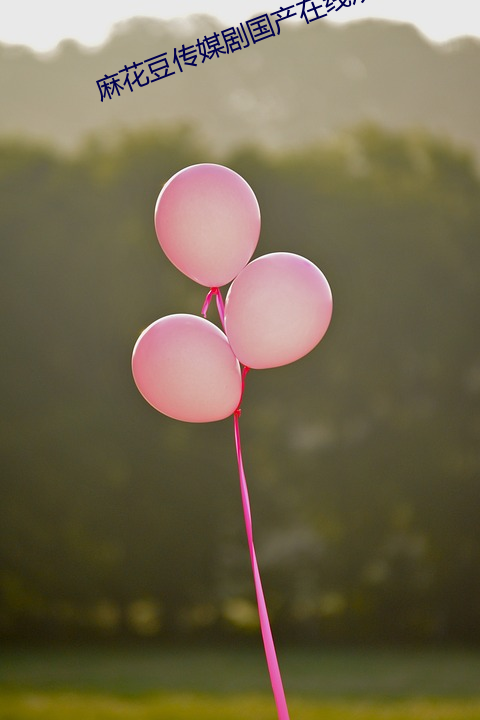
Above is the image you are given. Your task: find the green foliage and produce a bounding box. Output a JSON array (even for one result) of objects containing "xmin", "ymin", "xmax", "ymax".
[{"xmin": 1, "ymin": 125, "xmax": 479, "ymax": 644}]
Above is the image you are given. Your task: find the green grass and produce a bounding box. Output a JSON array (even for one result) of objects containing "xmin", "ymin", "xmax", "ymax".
[
  {"xmin": 1, "ymin": 645, "xmax": 480, "ymax": 719},
  {"xmin": 2, "ymin": 693, "xmax": 480, "ymax": 720}
]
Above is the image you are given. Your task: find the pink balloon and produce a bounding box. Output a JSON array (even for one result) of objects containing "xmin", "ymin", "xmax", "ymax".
[
  {"xmin": 224, "ymin": 253, "xmax": 333, "ymax": 370},
  {"xmin": 154, "ymin": 164, "xmax": 261, "ymax": 287},
  {"xmin": 132, "ymin": 314, "xmax": 242, "ymax": 422}
]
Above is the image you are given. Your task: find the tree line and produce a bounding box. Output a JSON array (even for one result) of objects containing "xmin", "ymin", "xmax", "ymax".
[{"xmin": 1, "ymin": 124, "xmax": 479, "ymax": 644}]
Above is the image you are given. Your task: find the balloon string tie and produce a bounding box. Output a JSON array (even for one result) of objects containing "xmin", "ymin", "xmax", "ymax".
[
  {"xmin": 233, "ymin": 367, "xmax": 290, "ymax": 720},
  {"xmin": 202, "ymin": 287, "xmax": 226, "ymax": 331},
  {"xmin": 201, "ymin": 288, "xmax": 217, "ymax": 318}
]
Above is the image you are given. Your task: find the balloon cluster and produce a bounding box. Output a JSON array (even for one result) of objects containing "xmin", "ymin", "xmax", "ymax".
[
  {"xmin": 132, "ymin": 163, "xmax": 333, "ymax": 720},
  {"xmin": 132, "ymin": 163, "xmax": 333, "ymax": 422}
]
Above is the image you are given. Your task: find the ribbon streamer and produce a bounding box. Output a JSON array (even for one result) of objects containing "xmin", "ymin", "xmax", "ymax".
[
  {"xmin": 203, "ymin": 288, "xmax": 290, "ymax": 720},
  {"xmin": 234, "ymin": 405, "xmax": 290, "ymax": 720},
  {"xmin": 201, "ymin": 287, "xmax": 226, "ymax": 332}
]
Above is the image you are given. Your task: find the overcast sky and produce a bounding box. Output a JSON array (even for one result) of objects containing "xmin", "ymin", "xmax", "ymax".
[{"xmin": 1, "ymin": 0, "xmax": 480, "ymax": 52}]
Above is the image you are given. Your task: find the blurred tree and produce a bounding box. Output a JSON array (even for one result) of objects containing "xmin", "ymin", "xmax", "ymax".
[{"xmin": 0, "ymin": 125, "xmax": 479, "ymax": 643}]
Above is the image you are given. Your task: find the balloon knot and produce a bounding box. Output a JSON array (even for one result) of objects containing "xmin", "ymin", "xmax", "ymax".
[{"xmin": 234, "ymin": 408, "xmax": 242, "ymax": 418}]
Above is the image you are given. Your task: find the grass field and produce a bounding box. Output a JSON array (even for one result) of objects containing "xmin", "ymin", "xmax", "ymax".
[{"xmin": 1, "ymin": 645, "xmax": 480, "ymax": 719}]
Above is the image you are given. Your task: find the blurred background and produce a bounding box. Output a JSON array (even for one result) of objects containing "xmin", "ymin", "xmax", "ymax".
[{"xmin": 1, "ymin": 0, "xmax": 480, "ymax": 656}]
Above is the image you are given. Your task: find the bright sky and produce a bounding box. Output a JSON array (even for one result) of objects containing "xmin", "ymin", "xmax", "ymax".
[{"xmin": 1, "ymin": 0, "xmax": 479, "ymax": 52}]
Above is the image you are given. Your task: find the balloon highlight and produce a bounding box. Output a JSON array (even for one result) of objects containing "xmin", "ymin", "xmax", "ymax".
[
  {"xmin": 132, "ymin": 314, "xmax": 242, "ymax": 423},
  {"xmin": 154, "ymin": 163, "xmax": 260, "ymax": 287},
  {"xmin": 224, "ymin": 252, "xmax": 333, "ymax": 369}
]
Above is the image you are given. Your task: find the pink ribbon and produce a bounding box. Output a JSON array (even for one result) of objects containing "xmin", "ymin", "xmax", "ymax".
[
  {"xmin": 201, "ymin": 287, "xmax": 226, "ymax": 332},
  {"xmin": 203, "ymin": 288, "xmax": 290, "ymax": 720},
  {"xmin": 234, "ymin": 407, "xmax": 290, "ymax": 720}
]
